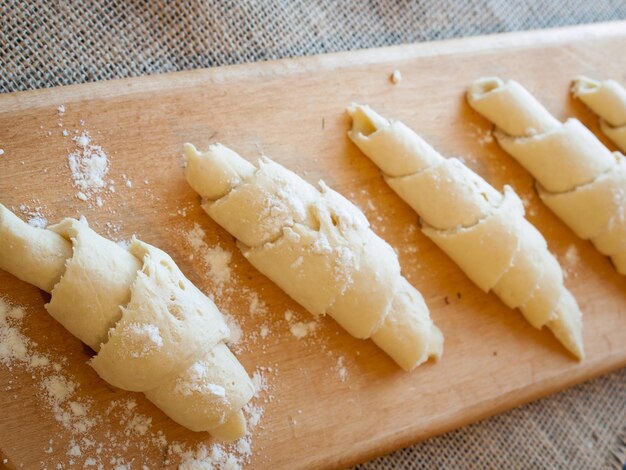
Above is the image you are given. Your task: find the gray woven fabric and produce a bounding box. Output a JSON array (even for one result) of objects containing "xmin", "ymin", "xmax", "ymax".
[
  {"xmin": 2, "ymin": 0, "xmax": 626, "ymax": 92},
  {"xmin": 1, "ymin": 1, "xmax": 625, "ymax": 469}
]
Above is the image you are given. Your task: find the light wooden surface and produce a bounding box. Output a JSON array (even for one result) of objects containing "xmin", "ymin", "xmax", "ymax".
[{"xmin": 1, "ymin": 21, "xmax": 626, "ymax": 470}]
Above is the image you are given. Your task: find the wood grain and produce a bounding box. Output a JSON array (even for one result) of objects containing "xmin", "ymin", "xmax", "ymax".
[{"xmin": 1, "ymin": 21, "xmax": 626, "ymax": 470}]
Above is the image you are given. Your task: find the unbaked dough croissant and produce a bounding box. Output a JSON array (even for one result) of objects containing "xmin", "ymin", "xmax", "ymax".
[
  {"xmin": 0, "ymin": 204, "xmax": 254, "ymax": 440},
  {"xmin": 572, "ymin": 76, "xmax": 626, "ymax": 152},
  {"xmin": 467, "ymin": 77, "xmax": 626, "ymax": 275},
  {"xmin": 347, "ymin": 104, "xmax": 584, "ymax": 359},
  {"xmin": 184, "ymin": 143, "xmax": 443, "ymax": 371}
]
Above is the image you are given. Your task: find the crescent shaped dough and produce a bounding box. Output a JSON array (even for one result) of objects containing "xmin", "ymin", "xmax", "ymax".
[
  {"xmin": 467, "ymin": 77, "xmax": 626, "ymax": 275},
  {"xmin": 572, "ymin": 76, "xmax": 626, "ymax": 152},
  {"xmin": 347, "ymin": 104, "xmax": 583, "ymax": 359},
  {"xmin": 184, "ymin": 143, "xmax": 443, "ymax": 371},
  {"xmin": 0, "ymin": 204, "xmax": 254, "ymax": 440}
]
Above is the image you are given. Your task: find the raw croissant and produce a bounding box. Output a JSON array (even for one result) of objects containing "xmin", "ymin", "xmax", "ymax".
[
  {"xmin": 571, "ymin": 76, "xmax": 626, "ymax": 152},
  {"xmin": 0, "ymin": 204, "xmax": 254, "ymax": 440},
  {"xmin": 467, "ymin": 77, "xmax": 626, "ymax": 275},
  {"xmin": 347, "ymin": 104, "xmax": 584, "ymax": 359},
  {"xmin": 184, "ymin": 143, "xmax": 443, "ymax": 371}
]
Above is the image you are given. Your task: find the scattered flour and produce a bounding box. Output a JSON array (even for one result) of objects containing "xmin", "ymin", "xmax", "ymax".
[
  {"xmin": 16, "ymin": 203, "xmax": 48, "ymax": 229},
  {"xmin": 0, "ymin": 296, "xmax": 97, "ymax": 439},
  {"xmin": 205, "ymin": 247, "xmax": 232, "ymax": 286},
  {"xmin": 178, "ymin": 218, "xmax": 276, "ymax": 349},
  {"xmin": 125, "ymin": 412, "xmax": 152, "ymax": 437},
  {"xmin": 67, "ymin": 130, "xmax": 112, "ymax": 203},
  {"xmin": 478, "ymin": 131, "xmax": 494, "ymax": 145},
  {"xmin": 121, "ymin": 174, "xmax": 133, "ymax": 189},
  {"xmin": 289, "ymin": 321, "xmax": 319, "ymax": 339},
  {"xmin": 123, "ymin": 323, "xmax": 164, "ymax": 358},
  {"xmin": 43, "ymin": 375, "xmax": 76, "ymax": 404},
  {"xmin": 562, "ymin": 245, "xmax": 581, "ymax": 278},
  {"xmin": 174, "ymin": 361, "xmax": 226, "ymax": 398},
  {"xmin": 405, "ymin": 244, "xmax": 418, "ymax": 255},
  {"xmin": 0, "ymin": 297, "xmax": 169, "ymax": 466},
  {"xmin": 67, "ymin": 444, "xmax": 81, "ymax": 457},
  {"xmin": 104, "ymin": 399, "xmax": 153, "ymax": 438},
  {"xmin": 0, "ymin": 149, "xmax": 4, "ymax": 156},
  {"xmin": 564, "ymin": 245, "xmax": 580, "ymax": 265},
  {"xmin": 468, "ymin": 122, "xmax": 494, "ymax": 145},
  {"xmin": 0, "ymin": 298, "xmax": 30, "ymax": 365},
  {"xmin": 283, "ymin": 309, "xmax": 319, "ymax": 340},
  {"xmin": 186, "ymin": 223, "xmax": 207, "ymax": 252},
  {"xmin": 251, "ymin": 370, "xmax": 268, "ymax": 395},
  {"xmin": 176, "ymin": 440, "xmax": 251, "ymax": 470},
  {"xmin": 336, "ymin": 356, "xmax": 348, "ymax": 383},
  {"xmin": 223, "ymin": 313, "xmax": 243, "ymax": 346},
  {"xmin": 248, "ymin": 292, "xmax": 268, "ymax": 316},
  {"xmin": 176, "ymin": 218, "xmax": 276, "ymax": 348},
  {"xmin": 184, "ymin": 223, "xmax": 232, "ymax": 294},
  {"xmin": 176, "ymin": 203, "xmax": 195, "ymax": 218},
  {"xmin": 244, "ymin": 402, "xmax": 265, "ymax": 430}
]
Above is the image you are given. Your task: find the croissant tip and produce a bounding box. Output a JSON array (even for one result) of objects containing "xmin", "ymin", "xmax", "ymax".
[
  {"xmin": 209, "ymin": 410, "xmax": 248, "ymax": 442},
  {"xmin": 467, "ymin": 76, "xmax": 505, "ymax": 102},
  {"xmin": 346, "ymin": 102, "xmax": 360, "ymax": 115},
  {"xmin": 546, "ymin": 298, "xmax": 585, "ymax": 361},
  {"xmin": 568, "ymin": 341, "xmax": 585, "ymax": 361},
  {"xmin": 570, "ymin": 75, "xmax": 600, "ymax": 96}
]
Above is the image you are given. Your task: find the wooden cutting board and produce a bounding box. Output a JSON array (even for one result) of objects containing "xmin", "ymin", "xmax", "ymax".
[{"xmin": 1, "ymin": 21, "xmax": 626, "ymax": 470}]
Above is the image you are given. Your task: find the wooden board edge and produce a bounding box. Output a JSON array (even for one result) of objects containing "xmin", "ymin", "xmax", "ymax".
[
  {"xmin": 334, "ymin": 354, "xmax": 626, "ymax": 469},
  {"xmin": 1, "ymin": 21, "xmax": 625, "ymax": 113}
]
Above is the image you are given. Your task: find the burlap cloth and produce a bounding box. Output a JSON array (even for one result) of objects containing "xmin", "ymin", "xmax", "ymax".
[{"xmin": 1, "ymin": 1, "xmax": 625, "ymax": 468}]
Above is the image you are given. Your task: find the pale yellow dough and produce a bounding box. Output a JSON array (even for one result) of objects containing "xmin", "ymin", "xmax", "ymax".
[
  {"xmin": 0, "ymin": 204, "xmax": 254, "ymax": 440},
  {"xmin": 47, "ymin": 218, "xmax": 141, "ymax": 351},
  {"xmin": 347, "ymin": 104, "xmax": 584, "ymax": 359},
  {"xmin": 467, "ymin": 77, "xmax": 626, "ymax": 276},
  {"xmin": 0, "ymin": 205, "xmax": 72, "ymax": 293},
  {"xmin": 572, "ymin": 76, "xmax": 626, "ymax": 152},
  {"xmin": 184, "ymin": 143, "xmax": 443, "ymax": 371}
]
